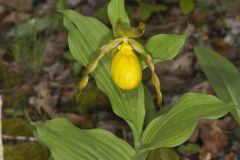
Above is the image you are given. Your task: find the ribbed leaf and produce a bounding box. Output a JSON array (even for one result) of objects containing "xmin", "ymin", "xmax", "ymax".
[
  {"xmin": 37, "ymin": 118, "xmax": 135, "ymax": 160},
  {"xmin": 107, "ymin": 0, "xmax": 130, "ymax": 36},
  {"xmin": 194, "ymin": 46, "xmax": 240, "ymax": 124},
  {"xmin": 147, "ymin": 148, "xmax": 180, "ymax": 160},
  {"xmin": 145, "ymin": 34, "xmax": 186, "ymax": 61},
  {"xmin": 62, "ymin": 10, "xmax": 145, "ymax": 145},
  {"xmin": 144, "ymin": 86, "xmax": 159, "ymax": 125},
  {"xmin": 142, "ymin": 93, "xmax": 234, "ymax": 150}
]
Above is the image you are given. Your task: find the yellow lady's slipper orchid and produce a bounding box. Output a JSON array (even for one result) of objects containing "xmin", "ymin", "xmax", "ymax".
[
  {"xmin": 111, "ymin": 42, "xmax": 142, "ymax": 90},
  {"xmin": 79, "ymin": 22, "xmax": 162, "ymax": 107}
]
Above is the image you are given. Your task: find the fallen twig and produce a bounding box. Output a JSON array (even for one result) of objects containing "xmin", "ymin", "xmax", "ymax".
[{"xmin": 2, "ymin": 134, "xmax": 37, "ymax": 143}]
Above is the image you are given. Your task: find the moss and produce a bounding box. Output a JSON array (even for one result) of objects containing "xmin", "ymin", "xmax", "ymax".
[
  {"xmin": 4, "ymin": 143, "xmax": 49, "ymax": 160},
  {"xmin": 75, "ymin": 85, "xmax": 110, "ymax": 113},
  {"xmin": 0, "ymin": 62, "xmax": 31, "ymax": 110},
  {"xmin": 5, "ymin": 88, "xmax": 30, "ymax": 109},
  {"xmin": 0, "ymin": 63, "xmax": 22, "ymax": 90},
  {"xmin": 2, "ymin": 118, "xmax": 33, "ymax": 136}
]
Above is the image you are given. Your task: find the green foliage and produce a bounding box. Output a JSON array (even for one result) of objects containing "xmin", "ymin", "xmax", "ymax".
[
  {"xmin": 2, "ymin": 118, "xmax": 33, "ymax": 136},
  {"xmin": 147, "ymin": 148, "xmax": 180, "ymax": 160},
  {"xmin": 37, "ymin": 94, "xmax": 234, "ymax": 160},
  {"xmin": 144, "ymin": 86, "xmax": 159, "ymax": 125},
  {"xmin": 63, "ymin": 51, "xmax": 82, "ymax": 75},
  {"xmin": 144, "ymin": 86, "xmax": 171, "ymax": 126},
  {"xmin": 141, "ymin": 93, "xmax": 234, "ymax": 150},
  {"xmin": 179, "ymin": 0, "xmax": 195, "ymax": 14},
  {"xmin": 4, "ymin": 108, "xmax": 24, "ymax": 117},
  {"xmin": 95, "ymin": 4, "xmax": 108, "ymax": 21},
  {"xmin": 4, "ymin": 143, "xmax": 49, "ymax": 160},
  {"xmin": 194, "ymin": 46, "xmax": 240, "ymax": 124},
  {"xmin": 35, "ymin": 1, "xmax": 235, "ymax": 160},
  {"xmin": 132, "ymin": 3, "xmax": 168, "ymax": 21},
  {"xmin": 37, "ymin": 118, "xmax": 135, "ymax": 160},
  {"xmin": 5, "ymin": 13, "xmax": 63, "ymax": 70},
  {"xmin": 178, "ymin": 143, "xmax": 201, "ymax": 154},
  {"xmin": 7, "ymin": 16, "xmax": 52, "ymax": 38},
  {"xmin": 146, "ymin": 34, "xmax": 187, "ymax": 61},
  {"xmin": 107, "ymin": 0, "xmax": 130, "ymax": 36},
  {"xmin": 56, "ymin": 0, "xmax": 66, "ymax": 10},
  {"xmin": 6, "ymin": 16, "xmax": 51, "ymax": 70},
  {"xmin": 62, "ymin": 9, "xmax": 145, "ymax": 145},
  {"xmin": 9, "ymin": 35, "xmax": 46, "ymax": 70}
]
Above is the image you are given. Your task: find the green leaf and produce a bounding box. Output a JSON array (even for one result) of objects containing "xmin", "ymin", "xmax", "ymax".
[
  {"xmin": 179, "ymin": 0, "xmax": 195, "ymax": 14},
  {"xmin": 7, "ymin": 16, "xmax": 52, "ymax": 38},
  {"xmin": 62, "ymin": 10, "xmax": 145, "ymax": 146},
  {"xmin": 63, "ymin": 51, "xmax": 74, "ymax": 61},
  {"xmin": 37, "ymin": 118, "xmax": 135, "ymax": 160},
  {"xmin": 72, "ymin": 62, "xmax": 82, "ymax": 75},
  {"xmin": 147, "ymin": 148, "xmax": 180, "ymax": 160},
  {"xmin": 144, "ymin": 86, "xmax": 159, "ymax": 125},
  {"xmin": 56, "ymin": 0, "xmax": 66, "ymax": 10},
  {"xmin": 178, "ymin": 143, "xmax": 200, "ymax": 154},
  {"xmin": 137, "ymin": 3, "xmax": 168, "ymax": 21},
  {"xmin": 107, "ymin": 0, "xmax": 130, "ymax": 36},
  {"xmin": 142, "ymin": 93, "xmax": 234, "ymax": 150},
  {"xmin": 95, "ymin": 4, "xmax": 108, "ymax": 20},
  {"xmin": 194, "ymin": 46, "xmax": 240, "ymax": 124},
  {"xmin": 144, "ymin": 86, "xmax": 172, "ymax": 126},
  {"xmin": 141, "ymin": 3, "xmax": 167, "ymax": 12},
  {"xmin": 145, "ymin": 34, "xmax": 187, "ymax": 61}
]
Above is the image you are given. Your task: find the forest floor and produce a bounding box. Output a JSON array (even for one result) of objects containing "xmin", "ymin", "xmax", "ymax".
[{"xmin": 0, "ymin": 0, "xmax": 240, "ymax": 159}]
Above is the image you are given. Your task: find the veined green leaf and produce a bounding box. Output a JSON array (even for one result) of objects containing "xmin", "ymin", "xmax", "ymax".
[
  {"xmin": 145, "ymin": 34, "xmax": 187, "ymax": 61},
  {"xmin": 62, "ymin": 10, "xmax": 145, "ymax": 146},
  {"xmin": 178, "ymin": 143, "xmax": 200, "ymax": 154},
  {"xmin": 144, "ymin": 86, "xmax": 159, "ymax": 125},
  {"xmin": 144, "ymin": 86, "xmax": 171, "ymax": 125},
  {"xmin": 142, "ymin": 93, "xmax": 234, "ymax": 150},
  {"xmin": 107, "ymin": 0, "xmax": 130, "ymax": 36},
  {"xmin": 194, "ymin": 46, "xmax": 240, "ymax": 124},
  {"xmin": 179, "ymin": 0, "xmax": 195, "ymax": 14},
  {"xmin": 147, "ymin": 148, "xmax": 180, "ymax": 160},
  {"xmin": 37, "ymin": 118, "xmax": 135, "ymax": 160}
]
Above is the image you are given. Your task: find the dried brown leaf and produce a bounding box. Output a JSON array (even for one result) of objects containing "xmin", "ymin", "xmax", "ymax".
[
  {"xmin": 199, "ymin": 120, "xmax": 228, "ymax": 160},
  {"xmin": 31, "ymin": 81, "xmax": 58, "ymax": 118},
  {"xmin": 210, "ymin": 37, "xmax": 236, "ymax": 60},
  {"xmin": 0, "ymin": 0, "xmax": 32, "ymax": 11},
  {"xmin": 223, "ymin": 153, "xmax": 237, "ymax": 160}
]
